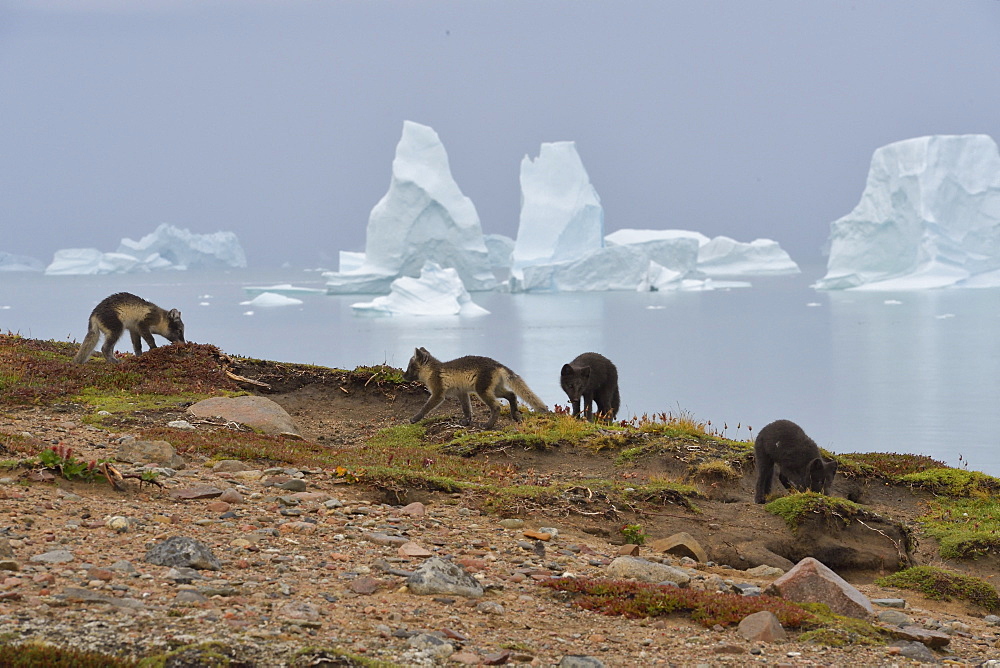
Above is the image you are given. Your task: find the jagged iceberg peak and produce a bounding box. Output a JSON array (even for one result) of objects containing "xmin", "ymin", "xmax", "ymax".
[
  {"xmin": 815, "ymin": 134, "xmax": 1000, "ymax": 290},
  {"xmin": 512, "ymin": 141, "xmax": 603, "ymax": 276},
  {"xmin": 326, "ymin": 121, "xmax": 496, "ymax": 294},
  {"xmin": 119, "ymin": 223, "xmax": 247, "ymax": 270}
]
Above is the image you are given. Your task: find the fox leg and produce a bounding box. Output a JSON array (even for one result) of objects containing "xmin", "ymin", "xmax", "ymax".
[
  {"xmin": 136, "ymin": 324, "xmax": 157, "ymax": 354},
  {"xmin": 458, "ymin": 393, "xmax": 474, "ymax": 426},
  {"xmin": 478, "ymin": 391, "xmax": 503, "ymax": 429},
  {"xmin": 410, "ymin": 393, "xmax": 445, "ymax": 424},
  {"xmin": 754, "ymin": 455, "xmax": 776, "ymax": 504},
  {"xmin": 497, "ymin": 387, "xmax": 521, "ymax": 422},
  {"xmin": 101, "ymin": 322, "xmax": 124, "ymax": 363}
]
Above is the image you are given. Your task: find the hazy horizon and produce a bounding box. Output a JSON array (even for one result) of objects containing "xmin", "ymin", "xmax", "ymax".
[{"xmin": 2, "ymin": 1, "xmax": 999, "ymax": 268}]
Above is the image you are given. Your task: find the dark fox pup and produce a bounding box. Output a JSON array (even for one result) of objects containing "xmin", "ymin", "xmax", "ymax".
[
  {"xmin": 753, "ymin": 419, "xmax": 838, "ymax": 504},
  {"xmin": 403, "ymin": 347, "xmax": 548, "ymax": 429},
  {"xmin": 560, "ymin": 352, "xmax": 620, "ymax": 420},
  {"xmin": 74, "ymin": 292, "xmax": 185, "ymax": 364}
]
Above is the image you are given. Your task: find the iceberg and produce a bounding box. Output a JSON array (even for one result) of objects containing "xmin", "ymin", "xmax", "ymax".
[
  {"xmin": 242, "ymin": 284, "xmax": 326, "ymax": 298},
  {"xmin": 119, "ymin": 223, "xmax": 247, "ymax": 270},
  {"xmin": 815, "ymin": 134, "xmax": 1000, "ymax": 290},
  {"xmin": 0, "ymin": 252, "xmax": 44, "ymax": 272},
  {"xmin": 44, "ymin": 224, "xmax": 247, "ymax": 275},
  {"xmin": 325, "ymin": 121, "xmax": 497, "ymax": 294},
  {"xmin": 352, "ymin": 261, "xmax": 489, "ymax": 316},
  {"xmin": 511, "ymin": 141, "xmax": 603, "ymax": 277},
  {"xmin": 697, "ymin": 236, "xmax": 800, "ymax": 276}
]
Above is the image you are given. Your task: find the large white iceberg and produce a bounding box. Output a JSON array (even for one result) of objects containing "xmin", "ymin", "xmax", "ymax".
[
  {"xmin": 511, "ymin": 141, "xmax": 604, "ymax": 278},
  {"xmin": 325, "ymin": 121, "xmax": 497, "ymax": 294},
  {"xmin": 351, "ymin": 261, "xmax": 489, "ymax": 316},
  {"xmin": 44, "ymin": 224, "xmax": 247, "ymax": 275},
  {"xmin": 815, "ymin": 134, "xmax": 1000, "ymax": 290},
  {"xmin": 0, "ymin": 252, "xmax": 44, "ymax": 272}
]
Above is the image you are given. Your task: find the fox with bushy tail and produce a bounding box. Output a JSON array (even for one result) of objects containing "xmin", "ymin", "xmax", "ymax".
[
  {"xmin": 403, "ymin": 347, "xmax": 548, "ymax": 429},
  {"xmin": 74, "ymin": 292, "xmax": 185, "ymax": 364}
]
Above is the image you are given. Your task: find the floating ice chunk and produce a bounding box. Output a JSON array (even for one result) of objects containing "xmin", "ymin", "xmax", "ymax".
[
  {"xmin": 352, "ymin": 261, "xmax": 489, "ymax": 316},
  {"xmin": 518, "ymin": 245, "xmax": 651, "ymax": 292},
  {"xmin": 119, "ymin": 223, "xmax": 246, "ymax": 269},
  {"xmin": 512, "ymin": 141, "xmax": 603, "ymax": 277},
  {"xmin": 45, "ymin": 249, "xmax": 147, "ymax": 275},
  {"xmin": 240, "ymin": 292, "xmax": 304, "ymax": 307},
  {"xmin": 326, "ymin": 121, "xmax": 496, "ymax": 294},
  {"xmin": 45, "ymin": 225, "xmax": 246, "ymax": 275},
  {"xmin": 0, "ymin": 252, "xmax": 44, "ymax": 272},
  {"xmin": 606, "ymin": 229, "xmax": 701, "ymax": 275},
  {"xmin": 884, "ymin": 300, "xmax": 903, "ymax": 305},
  {"xmin": 815, "ymin": 134, "xmax": 1000, "ymax": 290},
  {"xmin": 637, "ymin": 261, "xmax": 685, "ymax": 292},
  {"xmin": 243, "ymin": 283, "xmax": 326, "ymax": 298},
  {"xmin": 697, "ymin": 236, "xmax": 800, "ymax": 276}
]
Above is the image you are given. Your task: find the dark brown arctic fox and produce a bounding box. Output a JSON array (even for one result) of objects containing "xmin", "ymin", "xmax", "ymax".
[
  {"xmin": 560, "ymin": 352, "xmax": 620, "ymax": 420},
  {"xmin": 403, "ymin": 347, "xmax": 548, "ymax": 429},
  {"xmin": 753, "ymin": 419, "xmax": 838, "ymax": 504},
  {"xmin": 73, "ymin": 292, "xmax": 185, "ymax": 364}
]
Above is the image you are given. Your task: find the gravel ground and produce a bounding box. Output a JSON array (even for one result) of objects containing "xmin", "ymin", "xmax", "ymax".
[{"xmin": 2, "ymin": 409, "xmax": 1000, "ymax": 667}]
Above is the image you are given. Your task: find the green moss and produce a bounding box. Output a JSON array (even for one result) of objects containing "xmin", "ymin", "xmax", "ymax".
[
  {"xmin": 875, "ymin": 566, "xmax": 1000, "ymax": 612},
  {"xmin": 137, "ymin": 642, "xmax": 236, "ymax": 668},
  {"xmin": 898, "ymin": 468, "xmax": 1000, "ymax": 497},
  {"xmin": 690, "ymin": 459, "xmax": 740, "ymax": 481},
  {"xmin": 0, "ymin": 641, "xmax": 136, "ymax": 667},
  {"xmin": 919, "ymin": 497, "xmax": 1000, "ymax": 559},
  {"xmin": 349, "ymin": 364, "xmax": 407, "ymax": 385},
  {"xmin": 764, "ymin": 491, "xmax": 865, "ymax": 531},
  {"xmin": 795, "ymin": 602, "xmax": 889, "ymax": 646},
  {"xmin": 293, "ymin": 647, "xmax": 401, "ymax": 667},
  {"xmin": 622, "ymin": 479, "xmax": 703, "ymax": 511}
]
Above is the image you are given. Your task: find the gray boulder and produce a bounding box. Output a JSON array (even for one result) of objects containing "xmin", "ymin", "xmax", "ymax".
[
  {"xmin": 605, "ymin": 556, "xmax": 691, "ymax": 586},
  {"xmin": 767, "ymin": 556, "xmax": 873, "ymax": 619},
  {"xmin": 188, "ymin": 395, "xmax": 300, "ymax": 436},
  {"xmin": 144, "ymin": 536, "xmax": 221, "ymax": 571},
  {"xmin": 407, "ymin": 557, "xmax": 483, "ymax": 598}
]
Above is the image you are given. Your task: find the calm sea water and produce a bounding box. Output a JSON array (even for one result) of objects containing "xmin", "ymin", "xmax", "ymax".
[{"xmin": 2, "ymin": 266, "xmax": 998, "ymax": 474}]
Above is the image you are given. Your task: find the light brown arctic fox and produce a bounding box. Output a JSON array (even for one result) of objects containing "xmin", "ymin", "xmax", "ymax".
[
  {"xmin": 403, "ymin": 347, "xmax": 548, "ymax": 429},
  {"xmin": 73, "ymin": 292, "xmax": 185, "ymax": 364}
]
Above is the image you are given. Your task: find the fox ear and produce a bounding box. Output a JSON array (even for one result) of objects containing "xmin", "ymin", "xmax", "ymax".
[
  {"xmin": 415, "ymin": 347, "xmax": 429, "ymax": 361},
  {"xmin": 560, "ymin": 363, "xmax": 573, "ymax": 377},
  {"xmin": 168, "ymin": 309, "xmax": 181, "ymax": 320},
  {"xmin": 579, "ymin": 366, "xmax": 592, "ymax": 380}
]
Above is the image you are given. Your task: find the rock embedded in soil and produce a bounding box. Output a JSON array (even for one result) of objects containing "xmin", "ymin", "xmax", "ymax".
[
  {"xmin": 648, "ymin": 531, "xmax": 708, "ymax": 563},
  {"xmin": 188, "ymin": 395, "xmax": 301, "ymax": 436},
  {"xmin": 144, "ymin": 536, "xmax": 222, "ymax": 571},
  {"xmin": 605, "ymin": 555, "xmax": 691, "ymax": 586},
  {"xmin": 406, "ymin": 556, "xmax": 483, "ymax": 598},
  {"xmin": 737, "ymin": 610, "xmax": 787, "ymax": 642},
  {"xmin": 767, "ymin": 556, "xmax": 874, "ymax": 619}
]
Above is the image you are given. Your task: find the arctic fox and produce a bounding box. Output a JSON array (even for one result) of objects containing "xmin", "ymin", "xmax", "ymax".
[
  {"xmin": 403, "ymin": 347, "xmax": 548, "ymax": 429},
  {"xmin": 73, "ymin": 292, "xmax": 185, "ymax": 364},
  {"xmin": 753, "ymin": 419, "xmax": 838, "ymax": 504},
  {"xmin": 560, "ymin": 352, "xmax": 620, "ymax": 420}
]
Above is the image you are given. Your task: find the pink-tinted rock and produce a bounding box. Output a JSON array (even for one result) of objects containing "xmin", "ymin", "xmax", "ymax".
[
  {"xmin": 169, "ymin": 486, "xmax": 224, "ymax": 500},
  {"xmin": 737, "ymin": 610, "xmax": 787, "ymax": 642},
  {"xmin": 523, "ymin": 530, "xmax": 552, "ymax": 541},
  {"xmin": 617, "ymin": 543, "xmax": 641, "ymax": 556},
  {"xmin": 399, "ymin": 502, "xmax": 426, "ymax": 517},
  {"xmin": 398, "ymin": 542, "xmax": 433, "ymax": 558},
  {"xmin": 188, "ymin": 396, "xmax": 300, "ymax": 436},
  {"xmin": 892, "ymin": 625, "xmax": 951, "ymax": 648},
  {"xmin": 768, "ymin": 557, "xmax": 873, "ymax": 619},
  {"xmin": 278, "ymin": 521, "xmax": 317, "ymax": 534},
  {"xmin": 207, "ymin": 501, "xmax": 231, "ymax": 513}
]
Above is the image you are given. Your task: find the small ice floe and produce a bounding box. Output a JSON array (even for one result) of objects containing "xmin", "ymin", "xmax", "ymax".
[
  {"xmin": 645, "ymin": 305, "xmax": 666, "ymax": 310},
  {"xmin": 935, "ymin": 313, "xmax": 956, "ymax": 320},
  {"xmin": 199, "ymin": 302, "xmax": 211, "ymax": 307},
  {"xmin": 243, "ymin": 311, "xmax": 255, "ymax": 316},
  {"xmin": 806, "ymin": 302, "xmax": 822, "ymax": 307},
  {"xmin": 884, "ymin": 299, "xmax": 903, "ymax": 305},
  {"xmin": 239, "ymin": 292, "xmax": 304, "ymax": 308}
]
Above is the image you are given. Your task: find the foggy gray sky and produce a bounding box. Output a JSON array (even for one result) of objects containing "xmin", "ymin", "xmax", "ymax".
[{"xmin": 2, "ymin": 0, "xmax": 999, "ymax": 268}]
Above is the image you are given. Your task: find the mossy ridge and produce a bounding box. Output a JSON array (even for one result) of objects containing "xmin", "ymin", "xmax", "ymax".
[
  {"xmin": 436, "ymin": 412, "xmax": 626, "ymax": 457},
  {"xmin": 764, "ymin": 491, "xmax": 869, "ymax": 532},
  {"xmin": 542, "ymin": 577, "xmax": 814, "ymax": 628},
  {"xmin": 898, "ymin": 468, "xmax": 1000, "ymax": 497},
  {"xmin": 0, "ymin": 640, "xmax": 137, "ymax": 667},
  {"xmin": 835, "ymin": 452, "xmax": 947, "ymax": 480},
  {"xmin": 0, "ymin": 336, "xmax": 238, "ymax": 406},
  {"xmin": 875, "ymin": 566, "xmax": 1000, "ymax": 612},
  {"xmin": 621, "ymin": 478, "xmax": 703, "ymax": 512},
  {"xmin": 919, "ymin": 497, "xmax": 1000, "ymax": 559}
]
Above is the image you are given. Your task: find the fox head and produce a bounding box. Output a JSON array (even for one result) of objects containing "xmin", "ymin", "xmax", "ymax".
[
  {"xmin": 559, "ymin": 363, "xmax": 591, "ymax": 402},
  {"xmin": 805, "ymin": 457, "xmax": 838, "ymax": 495},
  {"xmin": 403, "ymin": 347, "xmax": 433, "ymax": 382},
  {"xmin": 163, "ymin": 309, "xmax": 185, "ymax": 344}
]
